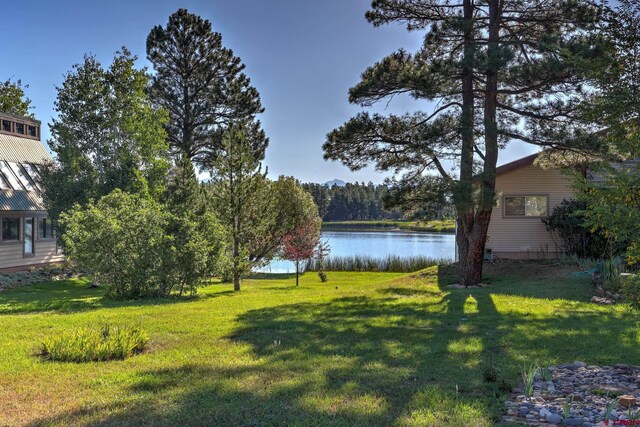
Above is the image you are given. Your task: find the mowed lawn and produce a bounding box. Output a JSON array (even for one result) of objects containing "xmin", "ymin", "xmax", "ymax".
[{"xmin": 1, "ymin": 264, "xmax": 639, "ymax": 426}]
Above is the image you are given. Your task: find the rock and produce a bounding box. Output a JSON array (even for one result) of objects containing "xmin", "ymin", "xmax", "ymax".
[
  {"xmin": 525, "ymin": 413, "xmax": 535, "ymax": 419},
  {"xmin": 618, "ymin": 394, "xmax": 637, "ymax": 408},
  {"xmin": 540, "ymin": 408, "xmax": 552, "ymax": 417},
  {"xmin": 574, "ymin": 362, "xmax": 588, "ymax": 368},
  {"xmin": 610, "ymin": 409, "xmax": 619, "ymax": 419},
  {"xmin": 566, "ymin": 418, "xmax": 584, "ymax": 426},
  {"xmin": 591, "ymin": 296, "xmax": 615, "ymax": 304},
  {"xmin": 546, "ymin": 413, "xmax": 563, "ymax": 424}
]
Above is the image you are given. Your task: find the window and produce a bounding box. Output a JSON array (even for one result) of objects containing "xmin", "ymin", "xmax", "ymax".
[
  {"xmin": 38, "ymin": 218, "xmax": 54, "ymax": 239},
  {"xmin": 2, "ymin": 217, "xmax": 20, "ymax": 241},
  {"xmin": 8, "ymin": 162, "xmax": 34, "ymax": 190},
  {"xmin": 0, "ymin": 161, "xmax": 23, "ymax": 190},
  {"xmin": 0, "ymin": 174, "xmax": 9, "ymax": 190},
  {"xmin": 504, "ymin": 195, "xmax": 548, "ymax": 217},
  {"xmin": 27, "ymin": 125, "xmax": 37, "ymax": 137},
  {"xmin": 1, "ymin": 120, "xmax": 11, "ymax": 132},
  {"xmin": 15, "ymin": 123, "xmax": 24, "ymax": 134}
]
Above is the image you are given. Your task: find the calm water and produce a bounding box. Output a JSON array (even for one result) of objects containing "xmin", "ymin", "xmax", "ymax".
[{"xmin": 260, "ymin": 228, "xmax": 455, "ymax": 273}]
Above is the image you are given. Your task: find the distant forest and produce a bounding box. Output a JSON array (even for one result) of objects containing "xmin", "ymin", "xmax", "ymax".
[{"xmin": 302, "ymin": 182, "xmax": 402, "ymax": 221}]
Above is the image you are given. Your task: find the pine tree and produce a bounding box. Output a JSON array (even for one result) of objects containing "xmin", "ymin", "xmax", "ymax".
[
  {"xmin": 208, "ymin": 122, "xmax": 275, "ymax": 291},
  {"xmin": 324, "ymin": 0, "xmax": 606, "ymax": 285},
  {"xmin": 147, "ymin": 9, "xmax": 267, "ymax": 165}
]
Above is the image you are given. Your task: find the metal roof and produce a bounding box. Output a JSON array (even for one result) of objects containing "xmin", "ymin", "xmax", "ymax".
[
  {"xmin": 0, "ymin": 133, "xmax": 52, "ymax": 164},
  {"xmin": 0, "ymin": 190, "xmax": 45, "ymax": 211}
]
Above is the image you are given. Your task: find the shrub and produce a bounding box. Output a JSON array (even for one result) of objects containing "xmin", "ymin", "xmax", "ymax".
[
  {"xmin": 40, "ymin": 325, "xmax": 149, "ymax": 362},
  {"xmin": 542, "ymin": 199, "xmax": 609, "ymax": 259},
  {"xmin": 621, "ymin": 274, "xmax": 640, "ymax": 309}
]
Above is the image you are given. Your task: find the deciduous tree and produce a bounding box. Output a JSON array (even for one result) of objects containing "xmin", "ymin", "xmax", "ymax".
[
  {"xmin": 41, "ymin": 49, "xmax": 169, "ymax": 230},
  {"xmin": 282, "ymin": 220, "xmax": 321, "ymax": 286},
  {"xmin": 0, "ymin": 79, "xmax": 33, "ymax": 117}
]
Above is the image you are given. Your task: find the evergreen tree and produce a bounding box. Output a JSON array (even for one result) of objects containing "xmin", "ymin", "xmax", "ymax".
[
  {"xmin": 147, "ymin": 9, "xmax": 267, "ymax": 165},
  {"xmin": 162, "ymin": 155, "xmax": 225, "ymax": 296},
  {"xmin": 208, "ymin": 122, "xmax": 275, "ymax": 291},
  {"xmin": 323, "ymin": 0, "xmax": 606, "ymax": 285},
  {"xmin": 0, "ymin": 79, "xmax": 33, "ymax": 117}
]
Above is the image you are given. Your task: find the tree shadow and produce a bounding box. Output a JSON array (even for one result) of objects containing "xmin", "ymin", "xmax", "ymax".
[
  {"xmin": 25, "ymin": 267, "xmax": 640, "ymax": 426},
  {"xmin": 0, "ymin": 280, "xmax": 236, "ymax": 315}
]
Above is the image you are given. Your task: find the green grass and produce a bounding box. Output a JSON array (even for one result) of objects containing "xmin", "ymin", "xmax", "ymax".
[
  {"xmin": 1, "ymin": 264, "xmax": 639, "ymax": 426},
  {"xmin": 323, "ymin": 219, "xmax": 456, "ymax": 233}
]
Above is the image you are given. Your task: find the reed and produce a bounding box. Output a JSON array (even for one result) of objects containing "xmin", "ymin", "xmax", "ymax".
[{"xmin": 305, "ymin": 255, "xmax": 450, "ymax": 273}]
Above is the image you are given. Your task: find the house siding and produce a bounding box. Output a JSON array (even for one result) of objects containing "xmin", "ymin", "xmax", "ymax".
[
  {"xmin": 486, "ymin": 164, "xmax": 575, "ymax": 259},
  {"xmin": 0, "ymin": 238, "xmax": 63, "ymax": 270}
]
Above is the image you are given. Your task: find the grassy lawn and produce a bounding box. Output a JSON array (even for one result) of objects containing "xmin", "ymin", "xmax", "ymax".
[
  {"xmin": 323, "ymin": 219, "xmax": 456, "ymax": 233},
  {"xmin": 1, "ymin": 264, "xmax": 639, "ymax": 426}
]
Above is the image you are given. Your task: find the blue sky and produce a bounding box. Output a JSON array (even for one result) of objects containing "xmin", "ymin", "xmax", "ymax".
[{"xmin": 1, "ymin": 0, "xmax": 537, "ymax": 184}]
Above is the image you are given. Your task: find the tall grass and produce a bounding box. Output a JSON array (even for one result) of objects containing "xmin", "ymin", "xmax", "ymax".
[
  {"xmin": 305, "ymin": 255, "xmax": 450, "ymax": 273},
  {"xmin": 40, "ymin": 324, "xmax": 149, "ymax": 362}
]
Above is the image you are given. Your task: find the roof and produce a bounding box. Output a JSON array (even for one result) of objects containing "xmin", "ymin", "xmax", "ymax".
[
  {"xmin": 0, "ymin": 190, "xmax": 45, "ymax": 211},
  {"xmin": 0, "ymin": 133, "xmax": 52, "ymax": 164},
  {"xmin": 495, "ymin": 153, "xmax": 539, "ymax": 175}
]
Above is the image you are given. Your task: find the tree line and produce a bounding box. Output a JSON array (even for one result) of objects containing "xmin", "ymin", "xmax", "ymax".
[{"xmin": 302, "ymin": 181, "xmax": 453, "ymax": 222}]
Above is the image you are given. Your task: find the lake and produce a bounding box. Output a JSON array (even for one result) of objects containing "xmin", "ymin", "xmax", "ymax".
[{"xmin": 261, "ymin": 227, "xmax": 455, "ymax": 273}]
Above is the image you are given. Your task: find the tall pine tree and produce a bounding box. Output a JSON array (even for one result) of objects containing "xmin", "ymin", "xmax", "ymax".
[
  {"xmin": 147, "ymin": 9, "xmax": 267, "ymax": 166},
  {"xmin": 324, "ymin": 0, "xmax": 605, "ymax": 285}
]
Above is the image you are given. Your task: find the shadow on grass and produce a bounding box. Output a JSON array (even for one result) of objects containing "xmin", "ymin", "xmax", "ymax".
[
  {"xmin": 0, "ymin": 279, "xmax": 236, "ymax": 315},
  {"xmin": 24, "ymin": 266, "xmax": 640, "ymax": 426}
]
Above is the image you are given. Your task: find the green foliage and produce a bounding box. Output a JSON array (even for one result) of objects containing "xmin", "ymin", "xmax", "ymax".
[
  {"xmin": 521, "ymin": 363, "xmax": 538, "ymax": 398},
  {"xmin": 0, "ymin": 79, "xmax": 33, "ymax": 117},
  {"xmin": 563, "ymin": 397, "xmax": 572, "ymax": 419},
  {"xmin": 208, "ymin": 123, "xmax": 276, "ymax": 290},
  {"xmin": 604, "ymin": 398, "xmax": 619, "ymax": 421},
  {"xmin": 40, "ymin": 324, "xmax": 148, "ymax": 362},
  {"xmin": 621, "ymin": 274, "xmax": 640, "ymax": 310},
  {"xmin": 302, "ymin": 181, "xmax": 406, "ymax": 221},
  {"xmin": 305, "ymin": 255, "xmax": 446, "ymax": 273},
  {"xmin": 539, "ymin": 365, "xmax": 552, "ymax": 382},
  {"xmin": 147, "ymin": 8, "xmax": 265, "ymax": 164},
  {"xmin": 60, "ymin": 190, "xmax": 169, "ymax": 300},
  {"xmin": 577, "ymin": 1, "xmax": 640, "ymax": 266},
  {"xmin": 315, "ymin": 239, "xmax": 331, "ymax": 282},
  {"xmin": 542, "ymin": 199, "xmax": 609, "ymax": 259},
  {"xmin": 161, "ymin": 156, "xmax": 226, "ymax": 296},
  {"xmin": 40, "ymin": 49, "xmax": 169, "ymax": 232}
]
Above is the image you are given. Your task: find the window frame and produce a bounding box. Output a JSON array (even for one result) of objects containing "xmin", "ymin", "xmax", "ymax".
[
  {"xmin": 1, "ymin": 216, "xmax": 21, "ymax": 244},
  {"xmin": 37, "ymin": 217, "xmax": 56, "ymax": 241},
  {"xmin": 502, "ymin": 194, "xmax": 549, "ymax": 218}
]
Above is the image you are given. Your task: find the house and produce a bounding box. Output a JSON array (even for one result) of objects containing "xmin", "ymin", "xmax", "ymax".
[
  {"xmin": 485, "ymin": 152, "xmax": 575, "ymax": 259},
  {"xmin": 0, "ymin": 111, "xmax": 63, "ymax": 271}
]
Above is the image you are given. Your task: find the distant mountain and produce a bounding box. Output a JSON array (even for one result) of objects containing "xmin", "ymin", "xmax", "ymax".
[{"xmin": 324, "ymin": 179, "xmax": 346, "ymax": 187}]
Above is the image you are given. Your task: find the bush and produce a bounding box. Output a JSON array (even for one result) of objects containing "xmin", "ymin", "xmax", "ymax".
[
  {"xmin": 60, "ymin": 190, "xmax": 169, "ymax": 299},
  {"xmin": 621, "ymin": 274, "xmax": 640, "ymax": 309},
  {"xmin": 40, "ymin": 325, "xmax": 149, "ymax": 362},
  {"xmin": 542, "ymin": 199, "xmax": 609, "ymax": 259}
]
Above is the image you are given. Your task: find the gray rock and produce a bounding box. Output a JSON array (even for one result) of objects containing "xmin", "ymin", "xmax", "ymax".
[
  {"xmin": 565, "ymin": 418, "xmax": 584, "ymax": 426},
  {"xmin": 574, "ymin": 361, "xmax": 588, "ymax": 368},
  {"xmin": 546, "ymin": 413, "xmax": 562, "ymax": 424},
  {"xmin": 540, "ymin": 408, "xmax": 552, "ymax": 418}
]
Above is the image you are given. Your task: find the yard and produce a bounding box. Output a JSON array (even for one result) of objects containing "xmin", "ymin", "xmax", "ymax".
[{"xmin": 1, "ymin": 263, "xmax": 638, "ymax": 426}]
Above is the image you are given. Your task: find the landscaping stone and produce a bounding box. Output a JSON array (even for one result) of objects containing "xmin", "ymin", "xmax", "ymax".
[
  {"xmin": 0, "ymin": 265, "xmax": 81, "ymax": 292},
  {"xmin": 618, "ymin": 395, "xmax": 637, "ymax": 408},
  {"xmin": 503, "ymin": 363, "xmax": 640, "ymax": 426},
  {"xmin": 546, "ymin": 413, "xmax": 562, "ymax": 424}
]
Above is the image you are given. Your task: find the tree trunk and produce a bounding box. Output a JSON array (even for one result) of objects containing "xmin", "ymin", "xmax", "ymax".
[
  {"xmin": 233, "ymin": 273, "xmax": 241, "ymax": 292},
  {"xmin": 295, "ymin": 260, "xmax": 299, "ymax": 287},
  {"xmin": 456, "ymin": 210, "xmax": 492, "ymax": 286}
]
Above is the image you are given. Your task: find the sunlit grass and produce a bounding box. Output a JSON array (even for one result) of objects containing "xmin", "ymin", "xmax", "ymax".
[{"xmin": 0, "ymin": 265, "xmax": 638, "ymax": 426}]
